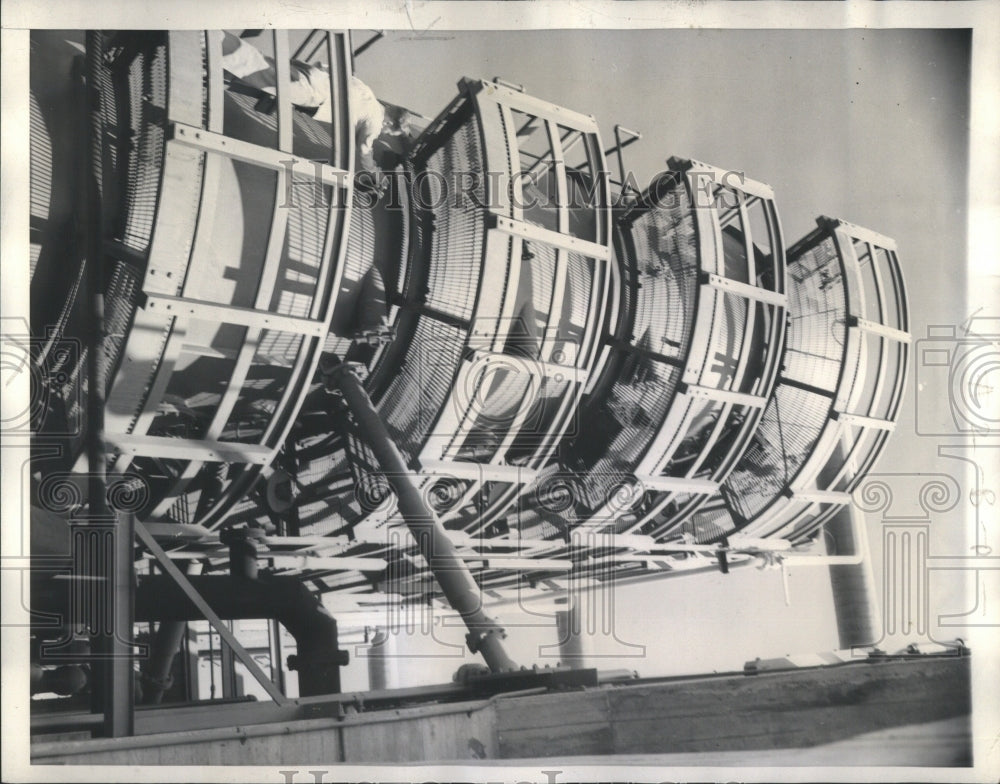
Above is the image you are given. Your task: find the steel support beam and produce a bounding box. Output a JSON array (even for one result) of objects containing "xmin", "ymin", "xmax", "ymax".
[
  {"xmin": 488, "ymin": 213, "xmax": 611, "ymax": 261},
  {"xmin": 833, "ymin": 412, "xmax": 896, "ymax": 431},
  {"xmin": 634, "ymin": 474, "xmax": 720, "ymax": 495},
  {"xmin": 848, "ymin": 316, "xmax": 911, "ymax": 344},
  {"xmin": 83, "ymin": 33, "xmax": 134, "ymax": 737},
  {"xmin": 142, "ymin": 294, "xmax": 328, "ymax": 337},
  {"xmin": 134, "ymin": 523, "xmax": 288, "ymax": 703},
  {"xmin": 168, "ymin": 122, "xmax": 349, "ymax": 186},
  {"xmin": 680, "ymin": 384, "xmax": 769, "ymax": 409},
  {"xmin": 420, "ymin": 458, "xmax": 539, "ymax": 484},
  {"xmin": 325, "ymin": 364, "xmax": 518, "ymax": 673},
  {"xmin": 704, "ymin": 273, "xmax": 787, "ymax": 307},
  {"xmin": 107, "ymin": 434, "xmax": 273, "ymax": 464}
]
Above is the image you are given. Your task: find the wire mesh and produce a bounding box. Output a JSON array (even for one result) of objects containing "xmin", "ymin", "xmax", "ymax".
[
  {"xmin": 377, "ymin": 318, "xmax": 467, "ymax": 461},
  {"xmin": 120, "ymin": 39, "xmax": 168, "ymax": 254},
  {"xmin": 422, "ymin": 117, "xmax": 487, "ymax": 321}
]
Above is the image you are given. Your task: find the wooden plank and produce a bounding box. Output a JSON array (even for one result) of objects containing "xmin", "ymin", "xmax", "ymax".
[
  {"xmin": 30, "ymin": 657, "xmax": 969, "ymax": 763},
  {"xmin": 494, "ymin": 688, "xmax": 608, "ymax": 729},
  {"xmin": 499, "ymin": 722, "xmax": 614, "ymax": 758},
  {"xmin": 605, "ymin": 656, "xmax": 971, "ymax": 753}
]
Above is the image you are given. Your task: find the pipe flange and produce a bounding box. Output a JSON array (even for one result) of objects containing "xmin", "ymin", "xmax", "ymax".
[
  {"xmin": 465, "ymin": 626, "xmax": 507, "ymax": 654},
  {"xmin": 138, "ymin": 669, "xmax": 173, "ymax": 691}
]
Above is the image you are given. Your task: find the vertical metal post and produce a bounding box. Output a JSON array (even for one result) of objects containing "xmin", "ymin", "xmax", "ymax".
[
  {"xmin": 83, "ymin": 32, "xmax": 134, "ymax": 737},
  {"xmin": 326, "ymin": 364, "xmax": 518, "ymax": 673},
  {"xmin": 556, "ymin": 605, "xmax": 586, "ymax": 669},
  {"xmin": 107, "ymin": 513, "xmax": 137, "ymax": 731},
  {"xmin": 367, "ymin": 628, "xmax": 394, "ymax": 690},
  {"xmin": 220, "ymin": 621, "xmax": 237, "ymax": 699},
  {"xmin": 268, "ymin": 619, "xmax": 286, "ymax": 695},
  {"xmin": 828, "ymin": 505, "xmax": 880, "ymax": 648}
]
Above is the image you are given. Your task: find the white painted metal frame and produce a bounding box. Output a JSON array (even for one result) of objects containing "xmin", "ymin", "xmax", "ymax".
[
  {"xmin": 563, "ymin": 159, "xmax": 787, "ymax": 541},
  {"xmin": 730, "ymin": 216, "xmax": 910, "ymax": 543},
  {"xmin": 100, "ymin": 31, "xmax": 355, "ymax": 528},
  {"xmin": 453, "ymin": 80, "xmax": 613, "ymax": 532},
  {"xmin": 354, "ymin": 77, "xmax": 614, "ymax": 540}
]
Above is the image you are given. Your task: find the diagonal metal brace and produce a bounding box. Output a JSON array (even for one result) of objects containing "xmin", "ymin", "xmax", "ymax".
[{"xmin": 134, "ymin": 521, "xmax": 289, "ymax": 704}]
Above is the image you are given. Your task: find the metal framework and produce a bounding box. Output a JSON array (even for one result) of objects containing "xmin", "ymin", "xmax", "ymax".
[
  {"xmin": 246, "ymin": 77, "xmax": 619, "ymax": 575},
  {"xmin": 714, "ymin": 217, "xmax": 910, "ymax": 543},
  {"xmin": 27, "ymin": 30, "xmax": 914, "ymax": 740},
  {"xmin": 368, "ymin": 77, "xmax": 615, "ymax": 534},
  {"xmin": 85, "ymin": 30, "xmax": 354, "ymax": 527},
  {"xmin": 503, "ymin": 157, "xmax": 789, "ymax": 547}
]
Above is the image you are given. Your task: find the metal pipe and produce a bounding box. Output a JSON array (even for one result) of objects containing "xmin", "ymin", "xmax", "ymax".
[
  {"xmin": 268, "ymin": 619, "xmax": 286, "ymax": 694},
  {"xmin": 366, "ymin": 628, "xmax": 394, "ymax": 691},
  {"xmin": 325, "ymin": 363, "xmax": 518, "ymax": 673},
  {"xmin": 818, "ymin": 442, "xmax": 880, "ymax": 648},
  {"xmin": 141, "ymin": 563, "xmax": 202, "ymax": 704},
  {"xmin": 135, "ymin": 574, "xmax": 346, "ymax": 697},
  {"xmin": 826, "ymin": 505, "xmax": 880, "ymax": 647},
  {"xmin": 555, "ymin": 607, "xmax": 586, "ymax": 669}
]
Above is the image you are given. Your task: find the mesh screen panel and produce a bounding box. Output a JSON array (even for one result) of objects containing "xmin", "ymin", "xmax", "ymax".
[
  {"xmin": 684, "ymin": 503, "xmax": 732, "ymax": 543},
  {"xmin": 563, "ymin": 253, "xmax": 592, "ymax": 333},
  {"xmin": 456, "ymin": 367, "xmax": 533, "ymax": 463},
  {"xmin": 422, "ymin": 117, "xmax": 486, "ymax": 321},
  {"xmin": 344, "ymin": 190, "xmax": 376, "ymax": 283},
  {"xmin": 29, "ymin": 93, "xmax": 52, "ymax": 272},
  {"xmin": 102, "ymin": 261, "xmax": 142, "ymax": 387},
  {"xmin": 377, "ymin": 318, "xmax": 466, "ymax": 461},
  {"xmin": 223, "ymin": 89, "xmax": 278, "ymax": 142},
  {"xmin": 292, "ymin": 100, "xmax": 335, "ymax": 159},
  {"xmin": 271, "ymin": 188, "xmax": 331, "ymax": 318},
  {"xmin": 784, "ymin": 236, "xmax": 846, "ymax": 388},
  {"xmin": 577, "ymin": 353, "xmax": 682, "ymax": 509},
  {"xmin": 547, "ymin": 184, "xmax": 698, "ymax": 513},
  {"xmin": 628, "ymin": 192, "xmax": 700, "ymax": 363},
  {"xmin": 528, "ymin": 242, "xmax": 557, "ymax": 336},
  {"xmin": 725, "ymin": 385, "xmax": 830, "ymax": 520},
  {"xmin": 121, "ymin": 41, "xmax": 168, "ymax": 254},
  {"xmin": 721, "ymin": 233, "xmax": 848, "ymax": 525}
]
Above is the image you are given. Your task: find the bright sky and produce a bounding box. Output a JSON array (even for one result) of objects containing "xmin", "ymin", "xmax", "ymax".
[{"xmin": 349, "ymin": 28, "xmax": 974, "ymax": 683}]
